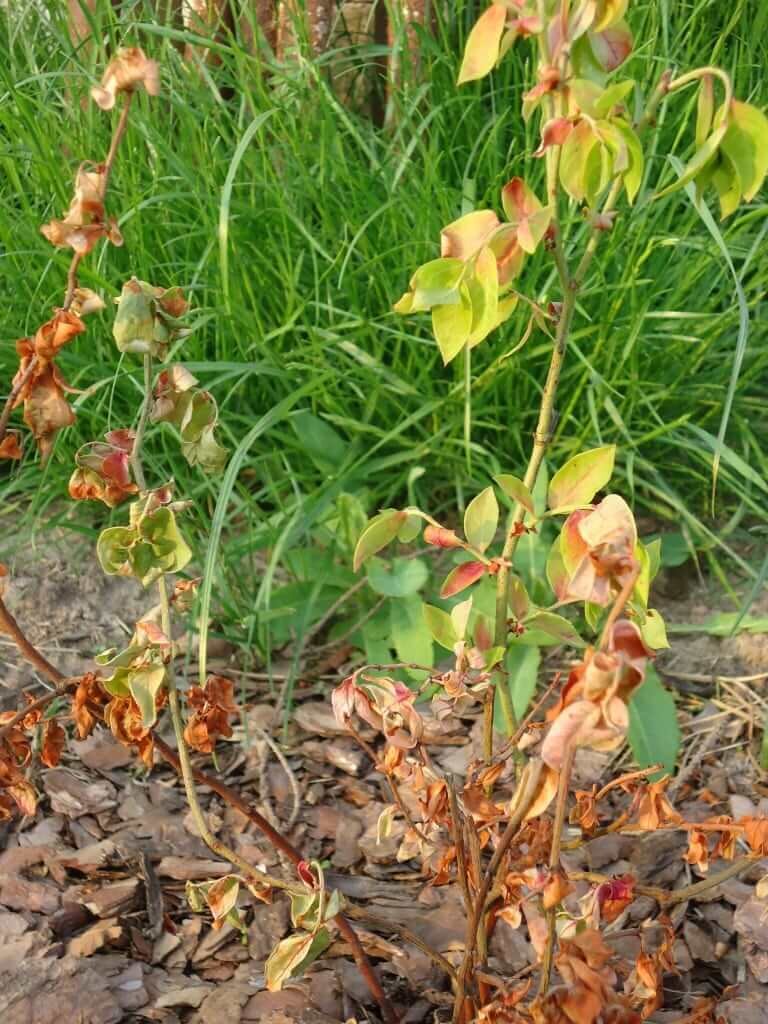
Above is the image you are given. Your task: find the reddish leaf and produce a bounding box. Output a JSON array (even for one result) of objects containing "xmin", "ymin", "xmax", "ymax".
[
  {"xmin": 440, "ymin": 560, "xmax": 487, "ymax": 598},
  {"xmin": 534, "ymin": 117, "xmax": 574, "ymax": 157}
]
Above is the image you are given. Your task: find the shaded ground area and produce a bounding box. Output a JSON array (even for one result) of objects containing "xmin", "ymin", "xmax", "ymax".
[{"xmin": 1, "ymin": 536, "xmax": 768, "ymax": 1023}]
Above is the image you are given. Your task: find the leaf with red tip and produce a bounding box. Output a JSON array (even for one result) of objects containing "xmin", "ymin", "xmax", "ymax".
[
  {"xmin": 534, "ymin": 117, "xmax": 574, "ymax": 157},
  {"xmin": 440, "ymin": 210, "xmax": 500, "ymax": 261},
  {"xmin": 440, "ymin": 560, "xmax": 487, "ymax": 598}
]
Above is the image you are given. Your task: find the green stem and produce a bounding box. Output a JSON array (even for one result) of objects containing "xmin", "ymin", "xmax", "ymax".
[
  {"xmin": 667, "ymin": 65, "xmax": 733, "ymax": 113},
  {"xmin": 485, "ymin": 175, "xmax": 624, "ymax": 763},
  {"xmin": 131, "ymin": 354, "xmax": 153, "ymax": 491}
]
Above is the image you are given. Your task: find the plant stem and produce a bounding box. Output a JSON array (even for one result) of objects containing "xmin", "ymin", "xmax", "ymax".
[
  {"xmin": 538, "ymin": 743, "xmax": 575, "ymax": 995},
  {"xmin": 0, "ymin": 596, "xmax": 67, "ymax": 686},
  {"xmin": 451, "ymin": 759, "xmax": 543, "ymax": 1023},
  {"xmin": 131, "ymin": 354, "xmax": 154, "ymax": 490},
  {"xmin": 0, "ymin": 93, "xmax": 133, "ymax": 449},
  {"xmin": 667, "ymin": 65, "xmax": 733, "ymax": 113}
]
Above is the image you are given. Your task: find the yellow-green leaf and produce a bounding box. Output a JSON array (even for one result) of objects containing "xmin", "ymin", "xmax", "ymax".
[
  {"xmin": 457, "ymin": 3, "xmax": 507, "ymax": 85},
  {"xmin": 353, "ymin": 509, "xmax": 407, "ymax": 572},
  {"xmin": 464, "ymin": 486, "xmax": 499, "ymax": 552},
  {"xmin": 547, "ymin": 445, "xmax": 616, "ymax": 513}
]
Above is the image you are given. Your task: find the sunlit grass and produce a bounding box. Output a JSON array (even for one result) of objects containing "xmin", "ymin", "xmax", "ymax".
[{"xmin": 0, "ymin": 0, "xmax": 766, "ymax": 658}]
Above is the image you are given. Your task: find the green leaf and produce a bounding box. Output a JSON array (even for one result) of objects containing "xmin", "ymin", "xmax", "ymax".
[
  {"xmin": 409, "ymin": 258, "xmax": 465, "ymax": 309},
  {"xmin": 128, "ymin": 665, "xmax": 167, "ymax": 728},
  {"xmin": 353, "ymin": 509, "xmax": 406, "ymax": 572},
  {"xmin": 291, "ymin": 410, "xmax": 347, "ymax": 473},
  {"xmin": 423, "ymin": 603, "xmax": 458, "ymax": 650},
  {"xmin": 97, "ymin": 526, "xmax": 135, "ymax": 576},
  {"xmin": 466, "ymin": 247, "xmax": 499, "ymax": 348},
  {"xmin": 432, "ymin": 290, "xmax": 473, "ymax": 364},
  {"xmin": 719, "ymin": 100, "xmax": 768, "ymax": 202},
  {"xmin": 464, "ymin": 486, "xmax": 499, "ymax": 553},
  {"xmin": 654, "ymin": 121, "xmax": 727, "ymax": 201},
  {"xmin": 547, "ymin": 446, "xmax": 616, "ymax": 512},
  {"xmin": 645, "ymin": 537, "xmax": 662, "ymax": 580},
  {"xmin": 367, "ymin": 557, "xmax": 429, "ymax": 598},
  {"xmin": 508, "ymin": 574, "xmax": 530, "ymax": 620},
  {"xmin": 494, "ymin": 474, "xmax": 535, "ymax": 516},
  {"xmin": 397, "ymin": 513, "xmax": 422, "ymax": 543},
  {"xmin": 509, "ymin": 644, "xmax": 541, "ymax": 720},
  {"xmin": 593, "ymin": 79, "xmax": 634, "ymax": 118},
  {"xmin": 560, "ymin": 121, "xmax": 598, "ymax": 202},
  {"xmin": 265, "ymin": 929, "xmax": 331, "ymax": 992},
  {"xmin": 390, "ymin": 595, "xmax": 433, "ymax": 676},
  {"xmin": 695, "ymin": 75, "xmax": 714, "ymax": 148},
  {"xmin": 611, "ymin": 118, "xmax": 644, "ymax": 203},
  {"xmin": 494, "ymin": 644, "xmax": 540, "ymax": 733},
  {"xmin": 628, "ymin": 666, "xmax": 680, "ymax": 779},
  {"xmin": 450, "ymin": 597, "xmax": 473, "ymax": 642},
  {"xmin": 639, "ymin": 609, "xmax": 670, "ymax": 650},
  {"xmin": 523, "ymin": 611, "xmax": 584, "ymax": 647},
  {"xmin": 667, "ymin": 611, "xmax": 768, "ymax": 637},
  {"xmin": 660, "ymin": 532, "xmax": 690, "ymax": 568}
]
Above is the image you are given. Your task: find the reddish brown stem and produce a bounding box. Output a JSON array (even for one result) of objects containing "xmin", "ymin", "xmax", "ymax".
[{"xmin": 0, "ymin": 596, "xmax": 67, "ymax": 686}]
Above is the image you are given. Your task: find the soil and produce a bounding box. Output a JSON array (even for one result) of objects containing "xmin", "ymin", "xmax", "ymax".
[{"xmin": 0, "ymin": 534, "xmax": 767, "ymax": 1023}]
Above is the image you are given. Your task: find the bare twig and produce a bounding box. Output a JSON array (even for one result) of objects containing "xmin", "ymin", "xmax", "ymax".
[{"xmin": 538, "ymin": 744, "xmax": 575, "ymax": 995}]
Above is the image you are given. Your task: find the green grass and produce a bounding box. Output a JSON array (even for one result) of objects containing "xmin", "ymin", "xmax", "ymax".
[{"xmin": 1, "ymin": 0, "xmax": 767, "ymax": 664}]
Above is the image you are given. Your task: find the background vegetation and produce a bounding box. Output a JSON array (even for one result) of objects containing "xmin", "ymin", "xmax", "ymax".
[{"xmin": 1, "ymin": 0, "xmax": 766, "ymax": 666}]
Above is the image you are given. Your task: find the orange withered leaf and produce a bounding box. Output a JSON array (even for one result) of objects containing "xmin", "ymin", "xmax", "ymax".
[
  {"xmin": 91, "ymin": 47, "xmax": 160, "ymax": 110},
  {"xmin": 40, "ymin": 718, "xmax": 66, "ymax": 768},
  {"xmin": 41, "ymin": 164, "xmax": 122, "ymax": 255},
  {"xmin": 634, "ymin": 779, "xmax": 681, "ymax": 831},
  {"xmin": 105, "ymin": 696, "xmax": 154, "ymax": 768},
  {"xmin": 33, "ymin": 310, "xmax": 86, "ymax": 361},
  {"xmin": 571, "ymin": 787, "xmax": 600, "ymax": 833},
  {"xmin": 596, "ymin": 875, "xmax": 635, "ymax": 923},
  {"xmin": 542, "ymin": 867, "xmax": 573, "ymax": 910},
  {"xmin": 741, "ymin": 816, "xmax": 768, "ymax": 856},
  {"xmin": 184, "ymin": 675, "xmax": 238, "ymax": 754},
  {"xmin": 0, "ymin": 432, "xmax": 23, "ymax": 460},
  {"xmin": 71, "ymin": 672, "xmax": 106, "ymax": 740},
  {"xmin": 684, "ymin": 828, "xmax": 710, "ymax": 874}
]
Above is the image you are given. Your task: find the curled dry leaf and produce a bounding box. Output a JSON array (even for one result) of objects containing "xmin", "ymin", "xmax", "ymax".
[
  {"xmin": 41, "ymin": 164, "xmax": 122, "ymax": 255},
  {"xmin": 560, "ymin": 494, "xmax": 638, "ymax": 606},
  {"xmin": 104, "ymin": 696, "xmax": 155, "ymax": 768},
  {"xmin": 69, "ymin": 429, "xmax": 138, "ymax": 507},
  {"xmin": 71, "ymin": 672, "xmax": 108, "ymax": 740},
  {"xmin": 0, "ymin": 431, "xmax": 23, "ymax": 460},
  {"xmin": 184, "ymin": 675, "xmax": 238, "ymax": 754},
  {"xmin": 91, "ymin": 47, "xmax": 160, "ymax": 110},
  {"xmin": 11, "ymin": 311, "xmax": 87, "ymax": 458},
  {"xmin": 40, "ymin": 718, "xmax": 66, "ymax": 768}
]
